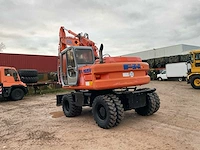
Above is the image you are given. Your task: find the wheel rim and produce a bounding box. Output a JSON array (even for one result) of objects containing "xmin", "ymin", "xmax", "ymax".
[
  {"xmin": 14, "ymin": 90, "xmax": 23, "ymax": 99},
  {"xmin": 16, "ymin": 91, "xmax": 21, "ymax": 98},
  {"xmin": 194, "ymin": 79, "xmax": 200, "ymax": 86},
  {"xmin": 97, "ymin": 104, "xmax": 107, "ymax": 120},
  {"xmin": 178, "ymin": 78, "xmax": 182, "ymax": 82}
]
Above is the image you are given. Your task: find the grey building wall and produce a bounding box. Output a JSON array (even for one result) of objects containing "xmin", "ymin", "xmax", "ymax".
[
  {"xmin": 182, "ymin": 45, "xmax": 200, "ymax": 54},
  {"xmin": 123, "ymin": 44, "xmax": 200, "ymax": 60}
]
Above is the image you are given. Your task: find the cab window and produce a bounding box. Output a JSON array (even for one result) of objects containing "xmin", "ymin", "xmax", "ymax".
[
  {"xmin": 75, "ymin": 49, "xmax": 94, "ymax": 64},
  {"xmin": 195, "ymin": 53, "xmax": 200, "ymax": 60},
  {"xmin": 67, "ymin": 49, "xmax": 76, "ymax": 77},
  {"xmin": 160, "ymin": 70, "xmax": 166, "ymax": 74},
  {"xmin": 67, "ymin": 49, "xmax": 75, "ymax": 67},
  {"xmin": 4, "ymin": 69, "xmax": 19, "ymax": 81}
]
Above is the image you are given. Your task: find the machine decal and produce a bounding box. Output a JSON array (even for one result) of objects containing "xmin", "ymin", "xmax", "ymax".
[
  {"xmin": 66, "ymin": 40, "xmax": 73, "ymax": 45},
  {"xmin": 83, "ymin": 68, "xmax": 91, "ymax": 73},
  {"xmin": 123, "ymin": 71, "xmax": 134, "ymax": 77},
  {"xmin": 122, "ymin": 72, "xmax": 129, "ymax": 77},
  {"xmin": 123, "ymin": 64, "xmax": 141, "ymax": 70},
  {"xmin": 129, "ymin": 71, "xmax": 134, "ymax": 77}
]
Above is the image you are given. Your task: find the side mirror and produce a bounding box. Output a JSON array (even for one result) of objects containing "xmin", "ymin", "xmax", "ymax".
[{"xmin": 186, "ymin": 60, "xmax": 191, "ymax": 63}]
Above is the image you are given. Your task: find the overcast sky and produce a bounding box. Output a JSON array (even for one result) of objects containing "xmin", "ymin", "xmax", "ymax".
[{"xmin": 0, "ymin": 0, "xmax": 200, "ymax": 56}]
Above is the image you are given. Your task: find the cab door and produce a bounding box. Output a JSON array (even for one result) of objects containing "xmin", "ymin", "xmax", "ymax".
[
  {"xmin": 3, "ymin": 68, "xmax": 19, "ymax": 87},
  {"xmin": 60, "ymin": 47, "xmax": 78, "ymax": 86},
  {"xmin": 194, "ymin": 53, "xmax": 200, "ymax": 72}
]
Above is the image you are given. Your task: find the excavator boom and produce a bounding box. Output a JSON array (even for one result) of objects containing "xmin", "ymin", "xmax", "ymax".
[{"xmin": 59, "ymin": 26, "xmax": 98, "ymax": 58}]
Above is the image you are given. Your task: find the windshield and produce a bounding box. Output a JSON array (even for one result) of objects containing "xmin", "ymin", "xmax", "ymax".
[
  {"xmin": 4, "ymin": 68, "xmax": 19, "ymax": 81},
  {"xmin": 75, "ymin": 49, "xmax": 94, "ymax": 64},
  {"xmin": 195, "ymin": 53, "xmax": 200, "ymax": 60},
  {"xmin": 161, "ymin": 70, "xmax": 166, "ymax": 74}
]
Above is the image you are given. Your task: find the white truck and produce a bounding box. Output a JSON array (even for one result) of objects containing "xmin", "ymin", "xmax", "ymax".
[{"xmin": 157, "ymin": 62, "xmax": 190, "ymax": 81}]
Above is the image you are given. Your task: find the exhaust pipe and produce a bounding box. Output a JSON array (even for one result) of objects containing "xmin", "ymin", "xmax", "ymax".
[{"xmin": 99, "ymin": 44, "xmax": 104, "ymax": 64}]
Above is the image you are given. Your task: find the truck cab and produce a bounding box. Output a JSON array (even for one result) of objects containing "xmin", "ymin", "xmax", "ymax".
[
  {"xmin": 187, "ymin": 50, "xmax": 200, "ymax": 89},
  {"xmin": 0, "ymin": 66, "xmax": 28, "ymax": 100},
  {"xmin": 157, "ymin": 70, "xmax": 167, "ymax": 81}
]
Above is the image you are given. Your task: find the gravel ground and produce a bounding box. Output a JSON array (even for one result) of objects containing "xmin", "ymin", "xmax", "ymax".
[{"xmin": 0, "ymin": 81, "xmax": 200, "ymax": 150}]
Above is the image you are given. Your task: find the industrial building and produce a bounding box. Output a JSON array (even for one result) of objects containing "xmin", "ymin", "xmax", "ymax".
[
  {"xmin": 0, "ymin": 53, "xmax": 57, "ymax": 73},
  {"xmin": 123, "ymin": 44, "xmax": 200, "ymax": 60}
]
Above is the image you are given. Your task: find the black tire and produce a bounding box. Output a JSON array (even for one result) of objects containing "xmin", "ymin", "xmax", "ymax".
[
  {"xmin": 92, "ymin": 95, "xmax": 117, "ymax": 129},
  {"xmin": 135, "ymin": 92, "xmax": 160, "ymax": 116},
  {"xmin": 11, "ymin": 88, "xmax": 25, "ymax": 101},
  {"xmin": 152, "ymin": 92, "xmax": 160, "ymax": 113},
  {"xmin": 18, "ymin": 69, "xmax": 38, "ymax": 77},
  {"xmin": 62, "ymin": 94, "xmax": 82, "ymax": 117},
  {"xmin": 21, "ymin": 77, "xmax": 38, "ymax": 83},
  {"xmin": 191, "ymin": 75, "xmax": 200, "ymax": 89},
  {"xmin": 158, "ymin": 77, "xmax": 162, "ymax": 81},
  {"xmin": 108, "ymin": 94, "xmax": 124, "ymax": 126}
]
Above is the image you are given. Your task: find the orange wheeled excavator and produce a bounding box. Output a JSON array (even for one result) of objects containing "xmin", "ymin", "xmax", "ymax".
[{"xmin": 56, "ymin": 26, "xmax": 160, "ymax": 129}]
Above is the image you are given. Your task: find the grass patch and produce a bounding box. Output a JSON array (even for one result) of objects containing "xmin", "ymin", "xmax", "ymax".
[{"xmin": 27, "ymin": 86, "xmax": 72, "ymax": 96}]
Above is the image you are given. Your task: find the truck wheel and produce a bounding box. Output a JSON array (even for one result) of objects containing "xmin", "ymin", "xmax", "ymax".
[
  {"xmin": 108, "ymin": 94, "xmax": 124, "ymax": 126},
  {"xmin": 135, "ymin": 92, "xmax": 160, "ymax": 116},
  {"xmin": 11, "ymin": 88, "xmax": 24, "ymax": 101},
  {"xmin": 62, "ymin": 94, "xmax": 82, "ymax": 117},
  {"xmin": 178, "ymin": 78, "xmax": 183, "ymax": 82},
  {"xmin": 92, "ymin": 95, "xmax": 117, "ymax": 129},
  {"xmin": 191, "ymin": 75, "xmax": 200, "ymax": 89},
  {"xmin": 158, "ymin": 77, "xmax": 162, "ymax": 81}
]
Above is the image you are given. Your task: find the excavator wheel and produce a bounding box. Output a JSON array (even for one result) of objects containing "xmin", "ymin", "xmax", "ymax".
[
  {"xmin": 92, "ymin": 95, "xmax": 117, "ymax": 129},
  {"xmin": 107, "ymin": 94, "xmax": 124, "ymax": 126},
  {"xmin": 62, "ymin": 94, "xmax": 82, "ymax": 117},
  {"xmin": 191, "ymin": 75, "xmax": 200, "ymax": 89},
  {"xmin": 135, "ymin": 92, "xmax": 160, "ymax": 116},
  {"xmin": 152, "ymin": 92, "xmax": 160, "ymax": 113}
]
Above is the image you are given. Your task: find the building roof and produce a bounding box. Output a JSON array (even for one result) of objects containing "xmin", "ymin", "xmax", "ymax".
[{"xmin": 123, "ymin": 44, "xmax": 200, "ymax": 60}]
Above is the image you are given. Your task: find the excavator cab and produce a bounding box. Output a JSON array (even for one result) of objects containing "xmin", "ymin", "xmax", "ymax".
[{"xmin": 59, "ymin": 46, "xmax": 95, "ymax": 86}]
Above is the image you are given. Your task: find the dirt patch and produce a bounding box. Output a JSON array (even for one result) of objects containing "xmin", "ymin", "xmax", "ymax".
[
  {"xmin": 0, "ymin": 81, "xmax": 200, "ymax": 150},
  {"xmin": 50, "ymin": 111, "xmax": 64, "ymax": 118}
]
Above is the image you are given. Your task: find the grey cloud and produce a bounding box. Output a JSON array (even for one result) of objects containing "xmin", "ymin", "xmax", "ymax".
[{"xmin": 0, "ymin": 0, "xmax": 200, "ymax": 56}]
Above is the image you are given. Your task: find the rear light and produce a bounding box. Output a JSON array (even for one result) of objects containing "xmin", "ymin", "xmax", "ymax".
[{"xmin": 85, "ymin": 81, "xmax": 93, "ymax": 86}]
